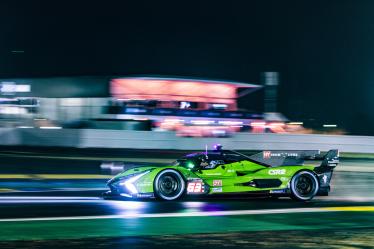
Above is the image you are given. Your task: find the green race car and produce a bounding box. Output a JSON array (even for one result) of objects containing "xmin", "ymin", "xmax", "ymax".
[{"xmin": 104, "ymin": 146, "xmax": 339, "ymax": 201}]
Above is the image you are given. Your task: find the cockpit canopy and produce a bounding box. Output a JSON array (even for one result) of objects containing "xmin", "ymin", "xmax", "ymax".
[
  {"xmin": 173, "ymin": 151, "xmax": 250, "ymax": 170},
  {"xmin": 173, "ymin": 148, "xmax": 321, "ymax": 170}
]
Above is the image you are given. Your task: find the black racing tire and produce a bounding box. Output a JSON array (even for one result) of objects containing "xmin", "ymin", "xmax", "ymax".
[
  {"xmin": 290, "ymin": 171, "xmax": 319, "ymax": 201},
  {"xmin": 154, "ymin": 169, "xmax": 185, "ymax": 201}
]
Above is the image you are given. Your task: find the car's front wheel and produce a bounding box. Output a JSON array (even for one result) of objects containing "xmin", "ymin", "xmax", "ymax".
[
  {"xmin": 154, "ymin": 169, "xmax": 185, "ymax": 201},
  {"xmin": 290, "ymin": 171, "xmax": 319, "ymax": 201}
]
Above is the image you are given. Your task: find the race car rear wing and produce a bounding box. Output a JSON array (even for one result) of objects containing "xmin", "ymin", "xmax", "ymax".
[
  {"xmin": 314, "ymin": 149, "xmax": 339, "ymax": 173},
  {"xmin": 319, "ymin": 149, "xmax": 339, "ymax": 167},
  {"xmin": 246, "ymin": 150, "xmax": 339, "ymax": 168}
]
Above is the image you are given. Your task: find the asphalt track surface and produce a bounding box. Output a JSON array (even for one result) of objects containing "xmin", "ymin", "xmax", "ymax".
[
  {"xmin": 0, "ymin": 149, "xmax": 373, "ymax": 248},
  {"xmin": 0, "ymin": 196, "xmax": 373, "ymax": 249}
]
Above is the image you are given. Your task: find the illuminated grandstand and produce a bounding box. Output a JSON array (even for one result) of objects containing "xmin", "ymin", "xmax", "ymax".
[{"xmin": 106, "ymin": 77, "xmax": 281, "ymax": 136}]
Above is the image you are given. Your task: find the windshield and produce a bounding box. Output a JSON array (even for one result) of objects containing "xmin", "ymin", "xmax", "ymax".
[{"xmin": 172, "ymin": 154, "xmax": 225, "ymax": 170}]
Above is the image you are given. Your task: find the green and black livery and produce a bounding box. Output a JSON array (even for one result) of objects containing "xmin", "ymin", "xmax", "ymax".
[{"xmin": 104, "ymin": 147, "xmax": 339, "ymax": 201}]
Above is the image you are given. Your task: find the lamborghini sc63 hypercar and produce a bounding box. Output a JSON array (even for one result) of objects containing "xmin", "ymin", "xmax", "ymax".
[{"xmin": 104, "ymin": 148, "xmax": 339, "ymax": 201}]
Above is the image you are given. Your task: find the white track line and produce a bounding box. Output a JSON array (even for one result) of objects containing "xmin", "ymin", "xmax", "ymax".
[{"xmin": 0, "ymin": 207, "xmax": 335, "ymax": 222}]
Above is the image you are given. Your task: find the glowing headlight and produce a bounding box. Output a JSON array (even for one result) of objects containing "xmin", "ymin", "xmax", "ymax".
[
  {"xmin": 187, "ymin": 162, "xmax": 195, "ymax": 169},
  {"xmin": 119, "ymin": 171, "xmax": 150, "ymax": 194}
]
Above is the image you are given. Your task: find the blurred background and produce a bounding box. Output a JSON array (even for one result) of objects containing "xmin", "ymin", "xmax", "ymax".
[
  {"xmin": 0, "ymin": 74, "xmax": 313, "ymax": 136},
  {"xmin": 0, "ymin": 0, "xmax": 373, "ymax": 137}
]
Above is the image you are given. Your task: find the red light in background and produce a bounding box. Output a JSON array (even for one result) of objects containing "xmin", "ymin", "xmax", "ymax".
[{"xmin": 111, "ymin": 78, "xmax": 239, "ymax": 104}]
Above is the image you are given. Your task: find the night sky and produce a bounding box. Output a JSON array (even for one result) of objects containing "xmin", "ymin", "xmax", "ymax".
[{"xmin": 0, "ymin": 1, "xmax": 373, "ymax": 134}]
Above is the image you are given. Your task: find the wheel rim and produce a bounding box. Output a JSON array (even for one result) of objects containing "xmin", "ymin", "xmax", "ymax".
[
  {"xmin": 156, "ymin": 171, "xmax": 184, "ymax": 200},
  {"xmin": 292, "ymin": 172, "xmax": 318, "ymax": 200},
  {"xmin": 295, "ymin": 175, "xmax": 313, "ymax": 196}
]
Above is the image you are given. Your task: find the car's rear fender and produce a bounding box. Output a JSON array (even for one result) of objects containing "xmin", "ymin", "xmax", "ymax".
[{"xmin": 249, "ymin": 165, "xmax": 316, "ymax": 189}]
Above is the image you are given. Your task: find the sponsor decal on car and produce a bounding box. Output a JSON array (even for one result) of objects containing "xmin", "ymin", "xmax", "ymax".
[
  {"xmin": 322, "ymin": 174, "xmax": 328, "ymax": 184},
  {"xmin": 268, "ymin": 169, "xmax": 286, "ymax": 175},
  {"xmin": 263, "ymin": 151, "xmax": 300, "ymax": 159},
  {"xmin": 205, "ymin": 172, "xmax": 222, "ymax": 176},
  {"xmin": 270, "ymin": 189, "xmax": 287, "ymax": 194},
  {"xmin": 213, "ymin": 180, "xmax": 222, "ymax": 186},
  {"xmin": 136, "ymin": 193, "xmax": 154, "ymax": 198},
  {"xmin": 211, "ymin": 187, "xmax": 222, "ymax": 193},
  {"xmin": 263, "ymin": 151, "xmax": 271, "ymax": 159}
]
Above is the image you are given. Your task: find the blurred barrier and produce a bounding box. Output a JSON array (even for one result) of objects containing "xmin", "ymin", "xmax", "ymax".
[
  {"xmin": 0, "ymin": 128, "xmax": 20, "ymax": 145},
  {"xmin": 1, "ymin": 128, "xmax": 374, "ymax": 153}
]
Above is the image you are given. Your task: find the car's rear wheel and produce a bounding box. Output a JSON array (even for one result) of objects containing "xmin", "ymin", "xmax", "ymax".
[
  {"xmin": 154, "ymin": 169, "xmax": 185, "ymax": 201},
  {"xmin": 290, "ymin": 171, "xmax": 319, "ymax": 201}
]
